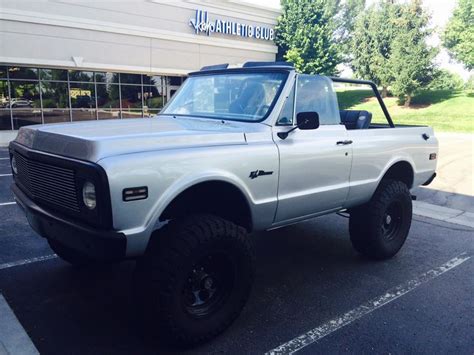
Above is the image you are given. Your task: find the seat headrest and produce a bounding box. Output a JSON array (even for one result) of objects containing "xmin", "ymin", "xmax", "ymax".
[{"xmin": 356, "ymin": 111, "xmax": 372, "ymax": 129}]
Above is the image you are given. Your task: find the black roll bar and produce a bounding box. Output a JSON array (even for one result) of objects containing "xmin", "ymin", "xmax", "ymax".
[{"xmin": 330, "ymin": 77, "xmax": 395, "ymax": 128}]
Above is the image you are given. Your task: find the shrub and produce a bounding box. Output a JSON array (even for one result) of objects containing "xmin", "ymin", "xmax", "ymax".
[
  {"xmin": 465, "ymin": 74, "xmax": 474, "ymax": 91},
  {"xmin": 427, "ymin": 69, "xmax": 464, "ymax": 90}
]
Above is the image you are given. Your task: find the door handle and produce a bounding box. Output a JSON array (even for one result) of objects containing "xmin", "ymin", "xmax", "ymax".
[{"xmin": 336, "ymin": 140, "xmax": 353, "ymax": 145}]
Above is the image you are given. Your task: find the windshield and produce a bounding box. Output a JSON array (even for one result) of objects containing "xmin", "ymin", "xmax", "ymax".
[{"xmin": 160, "ymin": 72, "xmax": 288, "ymax": 122}]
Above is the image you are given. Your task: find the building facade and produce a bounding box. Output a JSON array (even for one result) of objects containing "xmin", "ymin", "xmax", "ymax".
[{"xmin": 0, "ymin": 1, "xmax": 279, "ymax": 132}]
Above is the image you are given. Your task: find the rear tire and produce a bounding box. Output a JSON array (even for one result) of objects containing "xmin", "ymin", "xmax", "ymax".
[
  {"xmin": 133, "ymin": 214, "xmax": 255, "ymax": 346},
  {"xmin": 47, "ymin": 239, "xmax": 96, "ymax": 266},
  {"xmin": 349, "ymin": 179, "xmax": 412, "ymax": 260}
]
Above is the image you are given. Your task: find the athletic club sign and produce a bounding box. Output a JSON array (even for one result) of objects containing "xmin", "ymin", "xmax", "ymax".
[{"xmin": 189, "ymin": 9, "xmax": 275, "ymax": 41}]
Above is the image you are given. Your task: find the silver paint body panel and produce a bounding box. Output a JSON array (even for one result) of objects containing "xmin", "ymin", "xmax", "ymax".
[{"xmin": 13, "ymin": 71, "xmax": 438, "ymax": 257}]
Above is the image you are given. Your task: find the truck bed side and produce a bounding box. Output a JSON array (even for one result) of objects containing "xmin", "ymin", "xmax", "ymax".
[{"xmin": 344, "ymin": 126, "xmax": 438, "ymax": 208}]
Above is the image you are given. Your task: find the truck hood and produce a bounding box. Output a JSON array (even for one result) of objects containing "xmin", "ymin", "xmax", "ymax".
[{"xmin": 14, "ymin": 116, "xmax": 265, "ymax": 162}]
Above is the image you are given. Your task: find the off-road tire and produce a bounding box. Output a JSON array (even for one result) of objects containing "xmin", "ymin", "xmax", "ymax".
[
  {"xmin": 134, "ymin": 214, "xmax": 255, "ymax": 346},
  {"xmin": 349, "ymin": 179, "xmax": 412, "ymax": 260},
  {"xmin": 47, "ymin": 239, "xmax": 96, "ymax": 266}
]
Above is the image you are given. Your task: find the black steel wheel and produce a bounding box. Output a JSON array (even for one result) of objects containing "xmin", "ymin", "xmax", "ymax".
[
  {"xmin": 183, "ymin": 253, "xmax": 236, "ymax": 318},
  {"xmin": 349, "ymin": 179, "xmax": 412, "ymax": 260},
  {"xmin": 381, "ymin": 201, "xmax": 403, "ymax": 241},
  {"xmin": 134, "ymin": 214, "xmax": 255, "ymax": 347}
]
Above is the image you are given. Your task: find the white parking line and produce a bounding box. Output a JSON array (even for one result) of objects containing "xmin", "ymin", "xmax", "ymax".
[
  {"xmin": 0, "ymin": 202, "xmax": 16, "ymax": 206},
  {"xmin": 0, "ymin": 157, "xmax": 9, "ymax": 160},
  {"xmin": 0, "ymin": 174, "xmax": 12, "ymax": 177},
  {"xmin": 0, "ymin": 255, "xmax": 58, "ymax": 271},
  {"xmin": 0, "ymin": 293, "xmax": 39, "ymax": 354},
  {"xmin": 266, "ymin": 253, "xmax": 471, "ymax": 355}
]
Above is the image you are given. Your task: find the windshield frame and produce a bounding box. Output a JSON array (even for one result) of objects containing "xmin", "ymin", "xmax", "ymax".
[{"xmin": 158, "ymin": 68, "xmax": 291, "ymax": 123}]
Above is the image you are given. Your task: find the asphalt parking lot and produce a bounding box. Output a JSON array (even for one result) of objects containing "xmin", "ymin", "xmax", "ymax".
[{"xmin": 0, "ymin": 146, "xmax": 473, "ymax": 354}]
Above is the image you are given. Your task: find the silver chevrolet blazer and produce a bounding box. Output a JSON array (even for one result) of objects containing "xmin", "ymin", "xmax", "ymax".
[{"xmin": 9, "ymin": 62, "xmax": 438, "ymax": 346}]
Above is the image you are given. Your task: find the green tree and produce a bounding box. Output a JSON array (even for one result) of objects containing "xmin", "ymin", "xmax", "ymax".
[
  {"xmin": 428, "ymin": 69, "xmax": 464, "ymax": 90},
  {"xmin": 389, "ymin": 0, "xmax": 437, "ymax": 107},
  {"xmin": 442, "ymin": 0, "xmax": 474, "ymax": 70},
  {"xmin": 465, "ymin": 74, "xmax": 474, "ymax": 91},
  {"xmin": 351, "ymin": 1, "xmax": 400, "ymax": 97},
  {"xmin": 275, "ymin": 0, "xmax": 342, "ymax": 75},
  {"xmin": 335, "ymin": 0, "xmax": 366, "ymax": 63}
]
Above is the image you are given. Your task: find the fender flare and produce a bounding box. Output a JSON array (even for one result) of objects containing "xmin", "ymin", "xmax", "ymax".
[
  {"xmin": 146, "ymin": 170, "xmax": 255, "ymax": 232},
  {"xmin": 376, "ymin": 156, "xmax": 416, "ymax": 189}
]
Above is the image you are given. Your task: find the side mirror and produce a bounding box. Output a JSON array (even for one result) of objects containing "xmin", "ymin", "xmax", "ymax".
[
  {"xmin": 277, "ymin": 112, "xmax": 320, "ymax": 140},
  {"xmin": 296, "ymin": 112, "xmax": 320, "ymax": 130}
]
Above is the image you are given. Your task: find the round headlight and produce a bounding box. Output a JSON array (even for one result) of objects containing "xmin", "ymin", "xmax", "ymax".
[
  {"xmin": 11, "ymin": 156, "xmax": 18, "ymax": 175},
  {"xmin": 82, "ymin": 181, "xmax": 96, "ymax": 210}
]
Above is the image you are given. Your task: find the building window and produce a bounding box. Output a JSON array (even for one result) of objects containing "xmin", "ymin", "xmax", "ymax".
[
  {"xmin": 97, "ymin": 83, "xmax": 120, "ymax": 120},
  {"xmin": 41, "ymin": 81, "xmax": 70, "ymax": 124},
  {"xmin": 0, "ymin": 80, "xmax": 11, "ymax": 130},
  {"xmin": 120, "ymin": 73, "xmax": 142, "ymax": 85},
  {"xmin": 71, "ymin": 82, "xmax": 96, "ymax": 121},
  {"xmin": 69, "ymin": 70, "xmax": 94, "ymax": 83},
  {"xmin": 40, "ymin": 69, "xmax": 68, "ymax": 81},
  {"xmin": 143, "ymin": 86, "xmax": 166, "ymax": 117},
  {"xmin": 121, "ymin": 84, "xmax": 143, "ymax": 118},
  {"xmin": 0, "ymin": 66, "xmax": 8, "ymax": 80},
  {"xmin": 9, "ymin": 67, "xmax": 38, "ymax": 80},
  {"xmin": 169, "ymin": 76, "xmax": 183, "ymax": 86},
  {"xmin": 143, "ymin": 75, "xmax": 167, "ymax": 117},
  {"xmin": 0, "ymin": 65, "xmax": 184, "ymax": 130},
  {"xmin": 10, "ymin": 81, "xmax": 42, "ymax": 129}
]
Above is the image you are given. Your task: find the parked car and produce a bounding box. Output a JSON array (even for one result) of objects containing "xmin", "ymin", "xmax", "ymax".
[
  {"xmin": 9, "ymin": 62, "xmax": 438, "ymax": 346},
  {"xmin": 10, "ymin": 98, "xmax": 33, "ymax": 108}
]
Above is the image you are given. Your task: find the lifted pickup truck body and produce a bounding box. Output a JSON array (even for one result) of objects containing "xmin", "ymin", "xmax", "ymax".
[{"xmin": 9, "ymin": 62, "xmax": 438, "ymax": 345}]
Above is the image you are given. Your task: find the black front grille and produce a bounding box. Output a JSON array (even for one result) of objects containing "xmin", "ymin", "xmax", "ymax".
[{"xmin": 14, "ymin": 152, "xmax": 80, "ymax": 212}]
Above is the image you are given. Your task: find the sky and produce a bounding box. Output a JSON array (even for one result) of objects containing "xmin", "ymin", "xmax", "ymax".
[{"xmin": 250, "ymin": 0, "xmax": 472, "ymax": 80}]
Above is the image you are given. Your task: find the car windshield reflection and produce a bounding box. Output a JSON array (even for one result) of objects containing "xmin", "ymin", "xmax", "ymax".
[{"xmin": 160, "ymin": 72, "xmax": 288, "ymax": 122}]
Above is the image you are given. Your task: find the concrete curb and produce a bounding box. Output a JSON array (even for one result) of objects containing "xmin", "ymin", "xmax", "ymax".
[{"xmin": 413, "ymin": 201, "xmax": 474, "ymax": 228}]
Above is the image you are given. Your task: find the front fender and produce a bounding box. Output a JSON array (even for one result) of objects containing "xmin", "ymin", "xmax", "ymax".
[
  {"xmin": 99, "ymin": 143, "xmax": 279, "ymax": 257},
  {"xmin": 147, "ymin": 169, "xmax": 256, "ymax": 231}
]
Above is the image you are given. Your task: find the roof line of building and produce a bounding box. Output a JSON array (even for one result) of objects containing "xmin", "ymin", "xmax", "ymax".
[{"xmin": 0, "ymin": 8, "xmax": 278, "ymax": 54}]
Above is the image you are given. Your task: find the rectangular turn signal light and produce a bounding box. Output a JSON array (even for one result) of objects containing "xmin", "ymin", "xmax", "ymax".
[{"xmin": 123, "ymin": 186, "xmax": 148, "ymax": 201}]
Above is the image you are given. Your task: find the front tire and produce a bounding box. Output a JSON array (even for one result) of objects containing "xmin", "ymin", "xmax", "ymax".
[
  {"xmin": 349, "ymin": 179, "xmax": 412, "ymax": 260},
  {"xmin": 134, "ymin": 214, "xmax": 255, "ymax": 346}
]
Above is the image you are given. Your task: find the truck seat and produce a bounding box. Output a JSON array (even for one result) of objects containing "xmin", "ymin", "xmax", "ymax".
[
  {"xmin": 230, "ymin": 82, "xmax": 266, "ymax": 115},
  {"xmin": 340, "ymin": 110, "xmax": 372, "ymax": 129}
]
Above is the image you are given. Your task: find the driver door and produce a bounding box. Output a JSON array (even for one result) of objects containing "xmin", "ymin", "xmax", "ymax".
[{"xmin": 273, "ymin": 75, "xmax": 352, "ymax": 224}]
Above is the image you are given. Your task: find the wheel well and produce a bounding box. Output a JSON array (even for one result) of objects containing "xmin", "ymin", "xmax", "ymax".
[
  {"xmin": 160, "ymin": 181, "xmax": 253, "ymax": 231},
  {"xmin": 382, "ymin": 161, "xmax": 414, "ymax": 188}
]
